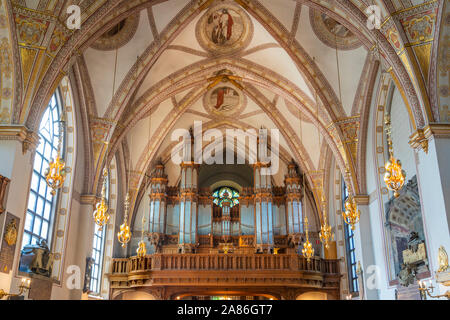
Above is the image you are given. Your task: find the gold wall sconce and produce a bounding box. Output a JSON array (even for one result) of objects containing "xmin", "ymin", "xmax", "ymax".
[
  {"xmin": 418, "ymin": 280, "xmax": 450, "ymax": 300},
  {"xmin": 0, "ymin": 278, "xmax": 31, "ymax": 300}
]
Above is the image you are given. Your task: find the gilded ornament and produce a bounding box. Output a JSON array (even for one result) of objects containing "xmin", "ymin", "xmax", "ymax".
[
  {"xmin": 117, "ymin": 193, "xmax": 132, "ymax": 247},
  {"xmin": 319, "ymin": 198, "xmax": 333, "ymax": 249},
  {"xmin": 136, "ymin": 240, "xmax": 147, "ymax": 258},
  {"xmin": 301, "ymin": 216, "xmax": 314, "ymax": 262},
  {"xmin": 383, "ymin": 115, "xmax": 406, "ymax": 197},
  {"xmin": 44, "ymin": 114, "xmax": 66, "ymax": 196},
  {"xmin": 4, "ymin": 219, "xmax": 17, "ymax": 246},
  {"xmin": 93, "ymin": 168, "xmax": 110, "ymax": 230},
  {"xmin": 437, "ymin": 245, "xmax": 449, "ymax": 273},
  {"xmin": 342, "ymin": 195, "xmax": 360, "ymax": 230}
]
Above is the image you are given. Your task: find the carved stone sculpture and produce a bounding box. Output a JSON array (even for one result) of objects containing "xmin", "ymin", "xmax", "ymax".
[
  {"xmin": 178, "ymin": 243, "xmax": 197, "ymax": 254},
  {"xmin": 287, "ymin": 233, "xmax": 301, "ymax": 248},
  {"xmin": 83, "ymin": 257, "xmax": 94, "ymax": 293},
  {"xmin": 19, "ymin": 239, "xmax": 54, "ymax": 277},
  {"xmin": 407, "ymin": 231, "xmax": 421, "ymax": 252},
  {"xmin": 397, "ymin": 263, "xmax": 416, "ymax": 287},
  {"xmin": 148, "ymin": 232, "xmax": 166, "ymax": 253}
]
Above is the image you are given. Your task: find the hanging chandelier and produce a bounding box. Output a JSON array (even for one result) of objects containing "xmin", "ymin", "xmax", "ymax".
[
  {"xmin": 93, "ymin": 168, "xmax": 110, "ymax": 230},
  {"xmin": 383, "ymin": 114, "xmax": 406, "ymax": 198},
  {"xmin": 45, "ymin": 116, "xmax": 66, "ymax": 196},
  {"xmin": 136, "ymin": 90, "xmax": 152, "ymax": 259},
  {"xmin": 136, "ymin": 182, "xmax": 147, "ymax": 258},
  {"xmin": 342, "ymin": 195, "xmax": 360, "ymax": 230},
  {"xmin": 302, "ymin": 216, "xmax": 314, "ymax": 262},
  {"xmin": 319, "ymin": 200, "xmax": 333, "ymax": 249},
  {"xmin": 136, "ymin": 239, "xmax": 147, "ymax": 258},
  {"xmin": 117, "ymin": 192, "xmax": 132, "ymax": 248}
]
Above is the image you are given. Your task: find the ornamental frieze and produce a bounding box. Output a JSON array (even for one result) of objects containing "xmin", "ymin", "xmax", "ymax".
[
  {"xmin": 402, "ymin": 10, "xmax": 436, "ymax": 43},
  {"xmin": 89, "ymin": 116, "xmax": 116, "ymax": 163}
]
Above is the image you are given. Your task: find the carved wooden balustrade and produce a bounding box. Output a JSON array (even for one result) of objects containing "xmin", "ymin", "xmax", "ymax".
[{"xmin": 107, "ymin": 253, "xmax": 341, "ymax": 299}]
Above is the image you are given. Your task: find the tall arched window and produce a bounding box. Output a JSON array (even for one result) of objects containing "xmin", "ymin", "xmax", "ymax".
[
  {"xmin": 342, "ymin": 180, "xmax": 358, "ymax": 294},
  {"xmin": 23, "ymin": 91, "xmax": 63, "ymax": 248},
  {"xmin": 90, "ymin": 174, "xmax": 109, "ymax": 294}
]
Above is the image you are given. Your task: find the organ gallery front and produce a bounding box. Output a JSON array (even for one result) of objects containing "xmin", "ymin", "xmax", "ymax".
[{"xmin": 107, "ymin": 150, "xmax": 340, "ymax": 299}]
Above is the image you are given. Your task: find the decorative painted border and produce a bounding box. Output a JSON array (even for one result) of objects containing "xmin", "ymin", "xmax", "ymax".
[
  {"xmin": 50, "ymin": 76, "xmax": 77, "ymax": 283},
  {"xmin": 372, "ymin": 72, "xmax": 397, "ymax": 284}
]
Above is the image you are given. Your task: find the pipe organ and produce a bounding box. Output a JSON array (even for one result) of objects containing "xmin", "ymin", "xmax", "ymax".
[
  {"xmin": 148, "ymin": 161, "xmax": 168, "ymax": 251},
  {"xmin": 178, "ymin": 161, "xmax": 199, "ymax": 253},
  {"xmin": 133, "ymin": 160, "xmax": 315, "ymax": 255},
  {"xmin": 253, "ymin": 162, "xmax": 274, "ymax": 252},
  {"xmin": 285, "ymin": 162, "xmax": 303, "ymax": 247}
]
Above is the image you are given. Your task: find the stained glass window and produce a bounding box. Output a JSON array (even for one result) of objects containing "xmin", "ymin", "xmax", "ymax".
[
  {"xmin": 23, "ymin": 92, "xmax": 62, "ymax": 249},
  {"xmin": 212, "ymin": 187, "xmax": 239, "ymax": 207}
]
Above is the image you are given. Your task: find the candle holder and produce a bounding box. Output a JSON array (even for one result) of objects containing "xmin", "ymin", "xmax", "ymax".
[
  {"xmin": 0, "ymin": 278, "xmax": 31, "ymax": 299},
  {"xmin": 418, "ymin": 280, "xmax": 450, "ymax": 299}
]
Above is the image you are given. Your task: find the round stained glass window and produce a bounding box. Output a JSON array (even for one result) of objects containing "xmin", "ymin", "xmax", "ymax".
[{"xmin": 212, "ymin": 187, "xmax": 239, "ymax": 208}]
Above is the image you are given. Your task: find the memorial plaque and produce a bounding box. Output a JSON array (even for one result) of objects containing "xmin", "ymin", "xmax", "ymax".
[
  {"xmin": 0, "ymin": 212, "xmax": 20, "ymax": 274},
  {"xmin": 28, "ymin": 275, "xmax": 53, "ymax": 300}
]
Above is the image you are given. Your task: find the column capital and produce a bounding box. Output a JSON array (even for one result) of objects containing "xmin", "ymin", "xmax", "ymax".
[
  {"xmin": 409, "ymin": 124, "xmax": 450, "ymax": 153},
  {"xmin": 0, "ymin": 125, "xmax": 39, "ymax": 154},
  {"xmin": 80, "ymin": 194, "xmax": 98, "ymax": 205},
  {"xmin": 353, "ymin": 194, "xmax": 370, "ymax": 205}
]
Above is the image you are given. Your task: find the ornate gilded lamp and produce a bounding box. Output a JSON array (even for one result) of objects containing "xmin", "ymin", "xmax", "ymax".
[
  {"xmin": 342, "ymin": 195, "xmax": 360, "ymax": 231},
  {"xmin": 117, "ymin": 192, "xmax": 132, "ymax": 248},
  {"xmin": 383, "ymin": 114, "xmax": 406, "ymax": 198},
  {"xmin": 136, "ymin": 207, "xmax": 147, "ymax": 258},
  {"xmin": 0, "ymin": 278, "xmax": 31, "ymax": 299},
  {"xmin": 319, "ymin": 199, "xmax": 333, "ymax": 249},
  {"xmin": 44, "ymin": 116, "xmax": 66, "ymax": 196},
  {"xmin": 302, "ymin": 216, "xmax": 314, "ymax": 262},
  {"xmin": 136, "ymin": 239, "xmax": 147, "ymax": 258},
  {"xmin": 93, "ymin": 168, "xmax": 109, "ymax": 230}
]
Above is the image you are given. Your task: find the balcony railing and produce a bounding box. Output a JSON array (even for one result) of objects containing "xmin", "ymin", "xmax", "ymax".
[{"xmin": 110, "ymin": 254, "xmax": 339, "ymax": 275}]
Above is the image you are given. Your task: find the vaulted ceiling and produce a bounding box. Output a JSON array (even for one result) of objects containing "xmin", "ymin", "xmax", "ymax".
[{"xmin": 1, "ymin": 0, "xmax": 445, "ymax": 213}]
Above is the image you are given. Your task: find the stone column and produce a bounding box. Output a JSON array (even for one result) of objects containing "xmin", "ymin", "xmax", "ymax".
[
  {"xmin": 411, "ymin": 126, "xmax": 450, "ymax": 297},
  {"xmin": 68, "ymin": 194, "xmax": 96, "ymax": 299},
  {"xmin": 0, "ymin": 129, "xmax": 37, "ymax": 296},
  {"xmin": 352, "ymin": 195, "xmax": 379, "ymax": 300}
]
